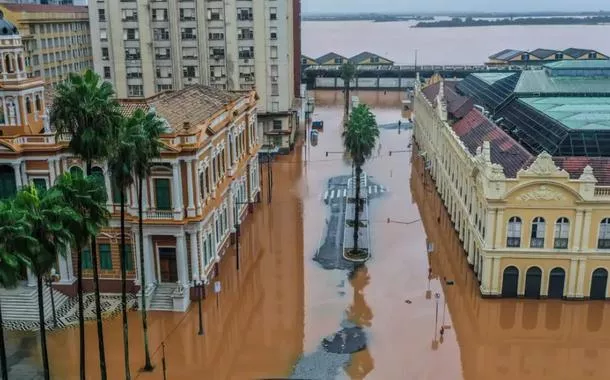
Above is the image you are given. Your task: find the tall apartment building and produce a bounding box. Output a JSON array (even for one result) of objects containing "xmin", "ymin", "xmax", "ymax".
[
  {"xmin": 88, "ymin": 0, "xmax": 301, "ymax": 153},
  {"xmin": 0, "ymin": 3, "xmax": 93, "ymax": 86}
]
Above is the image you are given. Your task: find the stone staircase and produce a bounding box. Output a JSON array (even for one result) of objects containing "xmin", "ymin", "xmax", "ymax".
[
  {"xmin": 0, "ymin": 285, "xmax": 69, "ymax": 322},
  {"xmin": 149, "ymin": 283, "xmax": 176, "ymax": 311}
]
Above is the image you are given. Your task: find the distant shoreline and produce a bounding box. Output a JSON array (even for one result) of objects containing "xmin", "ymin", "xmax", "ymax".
[{"xmin": 413, "ymin": 16, "xmax": 610, "ymax": 28}]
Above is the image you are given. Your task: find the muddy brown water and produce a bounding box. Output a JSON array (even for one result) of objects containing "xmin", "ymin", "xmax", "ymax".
[{"xmin": 20, "ymin": 90, "xmax": 610, "ymax": 379}]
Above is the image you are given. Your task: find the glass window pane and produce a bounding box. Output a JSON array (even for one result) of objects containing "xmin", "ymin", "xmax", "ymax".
[
  {"xmin": 100, "ymin": 244, "xmax": 112, "ymax": 270},
  {"xmin": 155, "ymin": 178, "xmax": 171, "ymax": 210}
]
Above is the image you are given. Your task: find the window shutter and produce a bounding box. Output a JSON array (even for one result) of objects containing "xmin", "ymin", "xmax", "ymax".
[
  {"xmin": 100, "ymin": 244, "xmax": 112, "ymax": 270},
  {"xmin": 155, "ymin": 178, "xmax": 171, "ymax": 210}
]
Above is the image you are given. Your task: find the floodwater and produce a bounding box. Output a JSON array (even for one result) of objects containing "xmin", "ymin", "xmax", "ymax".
[
  {"xmin": 13, "ymin": 90, "xmax": 610, "ymax": 379},
  {"xmin": 302, "ymin": 21, "xmax": 610, "ymax": 65}
]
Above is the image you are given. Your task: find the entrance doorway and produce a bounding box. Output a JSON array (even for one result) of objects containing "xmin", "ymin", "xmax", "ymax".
[
  {"xmin": 547, "ymin": 267, "xmax": 565, "ymax": 299},
  {"xmin": 158, "ymin": 247, "xmax": 178, "ymax": 283},
  {"xmin": 501, "ymin": 266, "xmax": 519, "ymax": 297},
  {"xmin": 524, "ymin": 267, "xmax": 542, "ymax": 299},
  {"xmin": 590, "ymin": 268, "xmax": 608, "ymax": 300}
]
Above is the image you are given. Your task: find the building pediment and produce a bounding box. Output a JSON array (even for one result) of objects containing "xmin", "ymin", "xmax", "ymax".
[
  {"xmin": 506, "ymin": 182, "xmax": 583, "ymax": 204},
  {"xmin": 517, "ymin": 152, "xmax": 569, "ymax": 178}
]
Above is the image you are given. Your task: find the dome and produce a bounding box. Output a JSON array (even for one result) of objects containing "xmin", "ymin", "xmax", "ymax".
[{"xmin": 0, "ymin": 11, "xmax": 18, "ymax": 36}]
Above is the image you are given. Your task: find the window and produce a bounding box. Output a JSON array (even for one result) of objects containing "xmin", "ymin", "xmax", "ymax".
[
  {"xmin": 82, "ymin": 248, "xmax": 92, "ymax": 269},
  {"xmin": 208, "ymin": 30, "xmax": 224, "ymax": 40},
  {"xmin": 98, "ymin": 9, "xmax": 106, "ymax": 22},
  {"xmin": 103, "ymin": 66, "xmax": 111, "ymax": 79},
  {"xmin": 128, "ymin": 85, "xmax": 143, "ymax": 97},
  {"xmin": 238, "ymin": 28, "xmax": 253, "ymax": 40},
  {"xmin": 207, "ymin": 233, "xmax": 213, "ymax": 262},
  {"xmin": 530, "ymin": 217, "xmax": 545, "ymax": 248},
  {"xmin": 589, "ymin": 52, "xmax": 597, "ymax": 59},
  {"xmin": 238, "ymin": 47, "xmax": 254, "ymax": 59},
  {"xmin": 101, "ymin": 47, "xmax": 109, "ymax": 60},
  {"xmin": 125, "ymin": 47, "xmax": 140, "ymax": 60},
  {"xmin": 334, "ymin": 58, "xmax": 342, "ymax": 64},
  {"xmin": 182, "ymin": 47, "xmax": 198, "ymax": 59},
  {"xmin": 183, "ymin": 66, "xmax": 197, "ymax": 78},
  {"xmin": 99, "ymin": 244, "xmax": 112, "ymax": 270},
  {"xmin": 521, "ymin": 53, "xmax": 529, "ymax": 61},
  {"xmin": 273, "ymin": 120, "xmax": 282, "ymax": 130},
  {"xmin": 25, "ymin": 98, "xmax": 32, "ymax": 113},
  {"xmin": 210, "ymin": 48, "xmax": 225, "ymax": 59},
  {"xmin": 155, "ymin": 48, "xmax": 171, "ymax": 60},
  {"xmin": 111, "ymin": 177, "xmax": 121, "ymax": 204},
  {"xmin": 270, "ymin": 27, "xmax": 277, "ymax": 40},
  {"xmin": 157, "ymin": 84, "xmax": 173, "ymax": 92},
  {"xmin": 100, "ymin": 30, "xmax": 108, "ymax": 41},
  {"xmin": 554, "ymin": 218, "xmax": 569, "ymax": 249},
  {"xmin": 271, "ymin": 83, "xmax": 279, "ymax": 96},
  {"xmin": 180, "ymin": 8, "xmax": 196, "ymax": 21},
  {"xmin": 32, "ymin": 178, "xmax": 47, "ymax": 194},
  {"xmin": 555, "ymin": 53, "xmax": 563, "ymax": 60},
  {"xmin": 123, "ymin": 244, "xmax": 134, "ymax": 271},
  {"xmin": 270, "ymin": 46, "xmax": 278, "ymax": 59},
  {"xmin": 126, "ymin": 67, "xmax": 142, "ymax": 79},
  {"xmin": 123, "ymin": 29, "xmax": 139, "ymax": 40},
  {"xmin": 152, "ymin": 8, "xmax": 168, "ymax": 21},
  {"xmin": 181, "ymin": 28, "xmax": 196, "ymax": 40},
  {"xmin": 598, "ymin": 218, "xmax": 610, "ymax": 248},
  {"xmin": 210, "ymin": 65, "xmax": 225, "ymax": 78},
  {"xmin": 154, "ymin": 28, "xmax": 170, "ymax": 41},
  {"xmin": 156, "ymin": 66, "xmax": 172, "ymax": 78},
  {"xmin": 121, "ymin": 9, "xmax": 138, "ymax": 21},
  {"xmin": 506, "ymin": 217, "xmax": 522, "ymax": 247},
  {"xmin": 208, "ymin": 8, "xmax": 222, "ymax": 21},
  {"xmin": 237, "ymin": 8, "xmax": 253, "ymax": 21},
  {"xmin": 154, "ymin": 178, "xmax": 171, "ymax": 210},
  {"xmin": 270, "ymin": 7, "xmax": 277, "ymax": 20}
]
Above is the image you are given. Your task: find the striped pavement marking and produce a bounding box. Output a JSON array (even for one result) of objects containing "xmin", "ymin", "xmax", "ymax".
[{"xmin": 323, "ymin": 185, "xmax": 386, "ymax": 202}]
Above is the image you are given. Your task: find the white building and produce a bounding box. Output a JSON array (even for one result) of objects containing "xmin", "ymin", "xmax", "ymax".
[{"xmin": 88, "ymin": 0, "xmax": 302, "ymax": 153}]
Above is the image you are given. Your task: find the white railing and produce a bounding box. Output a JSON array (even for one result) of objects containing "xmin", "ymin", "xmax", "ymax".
[
  {"xmin": 145, "ymin": 210, "xmax": 174, "ymax": 219},
  {"xmin": 594, "ymin": 187, "xmax": 610, "ymax": 197}
]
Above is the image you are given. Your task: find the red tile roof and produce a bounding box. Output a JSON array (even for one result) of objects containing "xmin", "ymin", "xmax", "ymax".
[
  {"xmin": 422, "ymin": 81, "xmax": 473, "ymax": 119},
  {"xmin": 451, "ymin": 109, "xmax": 533, "ymax": 178},
  {"xmin": 0, "ymin": 4, "xmax": 87, "ymax": 13},
  {"xmin": 551, "ymin": 156, "xmax": 610, "ymax": 186}
]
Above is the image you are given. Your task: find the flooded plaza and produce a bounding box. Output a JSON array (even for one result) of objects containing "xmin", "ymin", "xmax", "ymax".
[{"xmin": 9, "ymin": 90, "xmax": 610, "ymax": 379}]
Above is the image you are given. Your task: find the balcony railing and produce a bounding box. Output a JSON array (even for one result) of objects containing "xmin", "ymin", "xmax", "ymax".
[
  {"xmin": 553, "ymin": 238, "xmax": 569, "ymax": 249},
  {"xmin": 598, "ymin": 239, "xmax": 610, "ymax": 249},
  {"xmin": 506, "ymin": 237, "xmax": 521, "ymax": 248},
  {"xmin": 530, "ymin": 238, "xmax": 545, "ymax": 248},
  {"xmin": 595, "ymin": 187, "xmax": 610, "ymax": 197},
  {"xmin": 145, "ymin": 210, "xmax": 174, "ymax": 219}
]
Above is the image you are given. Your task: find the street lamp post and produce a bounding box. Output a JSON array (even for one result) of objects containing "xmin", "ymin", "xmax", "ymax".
[
  {"xmin": 193, "ymin": 276, "xmax": 204, "ymax": 336},
  {"xmin": 233, "ymin": 200, "xmax": 253, "ymax": 271},
  {"xmin": 44, "ymin": 268, "xmax": 60, "ymax": 328}
]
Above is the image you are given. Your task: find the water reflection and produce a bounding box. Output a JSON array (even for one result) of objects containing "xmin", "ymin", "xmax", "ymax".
[
  {"xmin": 411, "ymin": 148, "xmax": 610, "ymax": 380},
  {"xmin": 345, "ymin": 266, "xmax": 375, "ymax": 378}
]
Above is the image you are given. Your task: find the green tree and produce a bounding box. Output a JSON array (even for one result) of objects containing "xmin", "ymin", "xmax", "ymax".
[
  {"xmin": 130, "ymin": 109, "xmax": 166, "ymax": 371},
  {"xmin": 54, "ymin": 172, "xmax": 110, "ymax": 380},
  {"xmin": 14, "ymin": 186, "xmax": 78, "ymax": 380},
  {"xmin": 342, "ymin": 104, "xmax": 379, "ymax": 260},
  {"xmin": 340, "ymin": 61, "xmax": 356, "ymax": 127},
  {"xmin": 50, "ymin": 69, "xmax": 121, "ymax": 380},
  {"xmin": 0, "ymin": 200, "xmax": 33, "ymax": 380},
  {"xmin": 108, "ymin": 114, "xmax": 143, "ymax": 380}
]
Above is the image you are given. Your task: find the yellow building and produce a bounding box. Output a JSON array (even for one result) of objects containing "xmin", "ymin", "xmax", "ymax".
[
  {"xmin": 0, "ymin": 18, "xmax": 261, "ymax": 312},
  {"xmin": 413, "ymin": 61, "xmax": 610, "ymax": 300},
  {"xmin": 0, "ymin": 3, "xmax": 92, "ymax": 86}
]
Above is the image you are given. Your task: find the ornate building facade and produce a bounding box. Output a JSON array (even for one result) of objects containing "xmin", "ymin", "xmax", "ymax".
[
  {"xmin": 0, "ymin": 17, "xmax": 261, "ymax": 312},
  {"xmin": 413, "ymin": 66, "xmax": 610, "ymax": 300}
]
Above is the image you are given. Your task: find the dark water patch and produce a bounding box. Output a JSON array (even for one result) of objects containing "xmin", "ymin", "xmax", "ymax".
[{"xmin": 322, "ymin": 326, "xmax": 367, "ymax": 354}]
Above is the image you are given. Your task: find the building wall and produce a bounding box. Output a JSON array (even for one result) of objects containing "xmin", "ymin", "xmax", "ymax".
[
  {"xmin": 1, "ymin": 4, "xmax": 92, "ymax": 86},
  {"xmin": 413, "ymin": 81, "xmax": 610, "ymax": 300}
]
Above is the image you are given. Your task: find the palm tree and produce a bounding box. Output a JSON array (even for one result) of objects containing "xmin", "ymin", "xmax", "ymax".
[
  {"xmin": 0, "ymin": 200, "xmax": 33, "ymax": 380},
  {"xmin": 109, "ymin": 114, "xmax": 142, "ymax": 380},
  {"xmin": 54, "ymin": 172, "xmax": 110, "ymax": 380},
  {"xmin": 130, "ymin": 109, "xmax": 166, "ymax": 371},
  {"xmin": 50, "ymin": 69, "xmax": 122, "ymax": 380},
  {"xmin": 340, "ymin": 61, "xmax": 356, "ymax": 127},
  {"xmin": 14, "ymin": 186, "xmax": 78, "ymax": 380},
  {"xmin": 342, "ymin": 104, "xmax": 379, "ymax": 260}
]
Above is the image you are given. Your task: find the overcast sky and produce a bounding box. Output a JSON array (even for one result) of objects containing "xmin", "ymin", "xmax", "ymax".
[{"xmin": 302, "ymin": 0, "xmax": 608, "ymax": 14}]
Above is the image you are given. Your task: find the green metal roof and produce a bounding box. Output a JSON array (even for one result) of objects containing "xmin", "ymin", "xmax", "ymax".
[
  {"xmin": 514, "ymin": 70, "xmax": 610, "ymax": 94},
  {"xmin": 521, "ymin": 97, "xmax": 610, "ymax": 130},
  {"xmin": 544, "ymin": 60, "xmax": 610, "ymax": 70},
  {"xmin": 471, "ymin": 72, "xmax": 515, "ymax": 85}
]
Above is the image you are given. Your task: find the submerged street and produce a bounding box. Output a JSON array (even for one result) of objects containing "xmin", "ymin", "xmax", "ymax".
[{"xmin": 11, "ymin": 91, "xmax": 610, "ymax": 379}]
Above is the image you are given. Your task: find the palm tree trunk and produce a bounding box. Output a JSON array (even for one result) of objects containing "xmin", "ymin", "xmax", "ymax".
[
  {"xmin": 120, "ymin": 189, "xmax": 131, "ymax": 380},
  {"xmin": 77, "ymin": 246, "xmax": 86, "ymax": 380},
  {"xmin": 86, "ymin": 161, "xmax": 107, "ymax": 380},
  {"xmin": 138, "ymin": 177, "xmax": 153, "ymax": 371},
  {"xmin": 0, "ymin": 301, "xmax": 8, "ymax": 380},
  {"xmin": 344, "ymin": 83, "xmax": 350, "ymax": 127},
  {"xmin": 354, "ymin": 165, "xmax": 362, "ymax": 254},
  {"xmin": 36, "ymin": 275, "xmax": 50, "ymax": 380}
]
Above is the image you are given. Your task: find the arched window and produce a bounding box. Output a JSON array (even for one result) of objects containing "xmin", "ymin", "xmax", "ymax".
[
  {"xmin": 0, "ymin": 165, "xmax": 17, "ymax": 199},
  {"xmin": 554, "ymin": 217, "xmax": 569, "ymax": 249},
  {"xmin": 506, "ymin": 217, "xmax": 522, "ymax": 247},
  {"xmin": 4, "ymin": 55, "xmax": 11, "ymax": 73},
  {"xmin": 35, "ymin": 95, "xmax": 42, "ymax": 111},
  {"xmin": 530, "ymin": 217, "xmax": 545, "ymax": 248},
  {"xmin": 25, "ymin": 97, "xmax": 32, "ymax": 114},
  {"xmin": 598, "ymin": 218, "xmax": 610, "ymax": 248},
  {"xmin": 90, "ymin": 166, "xmax": 108, "ymax": 198},
  {"xmin": 17, "ymin": 55, "xmax": 23, "ymax": 71},
  {"xmin": 69, "ymin": 166, "xmax": 84, "ymax": 177}
]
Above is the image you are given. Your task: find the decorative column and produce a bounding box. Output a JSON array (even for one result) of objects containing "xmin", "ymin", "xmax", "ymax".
[
  {"xmin": 175, "ymin": 233, "xmax": 188, "ymax": 288},
  {"xmin": 573, "ymin": 210, "xmax": 584, "ymax": 251},
  {"xmin": 48, "ymin": 158, "xmax": 56, "ymax": 185},
  {"xmin": 172, "ymin": 161, "xmax": 184, "ymax": 220},
  {"xmin": 484, "ymin": 209, "xmax": 496, "ymax": 248},
  {"xmin": 567, "ymin": 258, "xmax": 578, "ymax": 298},
  {"xmin": 189, "ymin": 230, "xmax": 199, "ymax": 280},
  {"xmin": 581, "ymin": 209, "xmax": 592, "ymax": 250},
  {"xmin": 142, "ymin": 233, "xmax": 155, "ymax": 286},
  {"xmin": 491, "ymin": 258, "xmax": 501, "ymax": 294},
  {"xmin": 186, "ymin": 159, "xmax": 196, "ymax": 217},
  {"xmin": 493, "ymin": 210, "xmax": 504, "ymax": 249},
  {"xmin": 12, "ymin": 162, "xmax": 22, "ymax": 189},
  {"xmin": 480, "ymin": 256, "xmax": 492, "ymax": 294},
  {"xmin": 575, "ymin": 258, "xmax": 587, "ymax": 298},
  {"xmin": 194, "ymin": 166, "xmax": 202, "ymax": 215}
]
